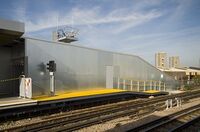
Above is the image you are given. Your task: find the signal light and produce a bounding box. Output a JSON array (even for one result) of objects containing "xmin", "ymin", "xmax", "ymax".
[{"xmin": 47, "ymin": 60, "xmax": 56, "ymax": 72}]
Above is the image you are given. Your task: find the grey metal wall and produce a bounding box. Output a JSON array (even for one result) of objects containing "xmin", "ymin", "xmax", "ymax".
[
  {"xmin": 25, "ymin": 38, "xmax": 178, "ymax": 97},
  {"xmin": 0, "ymin": 44, "xmax": 25, "ymax": 98}
]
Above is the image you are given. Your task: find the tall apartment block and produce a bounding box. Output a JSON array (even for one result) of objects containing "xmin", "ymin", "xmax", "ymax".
[
  {"xmin": 169, "ymin": 56, "xmax": 180, "ymax": 68},
  {"xmin": 155, "ymin": 52, "xmax": 167, "ymax": 69}
]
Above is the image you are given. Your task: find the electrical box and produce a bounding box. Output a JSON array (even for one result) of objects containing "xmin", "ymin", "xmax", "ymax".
[{"xmin": 20, "ymin": 78, "xmax": 32, "ymax": 98}]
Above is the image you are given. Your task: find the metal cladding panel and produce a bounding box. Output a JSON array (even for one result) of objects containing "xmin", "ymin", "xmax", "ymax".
[
  {"xmin": 25, "ymin": 38, "xmax": 178, "ymax": 97},
  {"xmin": 0, "ymin": 19, "xmax": 24, "ymax": 34},
  {"xmin": 0, "ymin": 43, "xmax": 25, "ymax": 98},
  {"xmin": 0, "ymin": 19, "xmax": 24, "ymax": 45}
]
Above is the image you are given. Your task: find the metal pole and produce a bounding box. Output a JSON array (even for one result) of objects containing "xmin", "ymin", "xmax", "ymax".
[
  {"xmin": 150, "ymin": 81, "xmax": 152, "ymax": 90},
  {"xmin": 159, "ymin": 81, "xmax": 161, "ymax": 91},
  {"xmin": 130, "ymin": 80, "xmax": 133, "ymax": 91},
  {"xmin": 123, "ymin": 79, "xmax": 126, "ymax": 90},
  {"xmin": 117, "ymin": 77, "xmax": 120, "ymax": 89},
  {"xmin": 137, "ymin": 81, "xmax": 140, "ymax": 92},
  {"xmin": 50, "ymin": 72, "xmax": 55, "ymax": 96},
  {"xmin": 144, "ymin": 81, "xmax": 146, "ymax": 91},
  {"xmin": 164, "ymin": 83, "xmax": 166, "ymax": 91},
  {"xmin": 170, "ymin": 99, "xmax": 173, "ymax": 108}
]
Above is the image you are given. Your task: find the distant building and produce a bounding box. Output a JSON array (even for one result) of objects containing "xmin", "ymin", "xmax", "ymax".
[
  {"xmin": 155, "ymin": 52, "xmax": 167, "ymax": 69},
  {"xmin": 169, "ymin": 56, "xmax": 180, "ymax": 68},
  {"xmin": 160, "ymin": 67, "xmax": 200, "ymax": 82}
]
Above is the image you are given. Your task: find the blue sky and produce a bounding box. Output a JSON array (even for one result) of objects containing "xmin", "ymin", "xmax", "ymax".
[{"xmin": 0, "ymin": 0, "xmax": 200, "ymax": 67}]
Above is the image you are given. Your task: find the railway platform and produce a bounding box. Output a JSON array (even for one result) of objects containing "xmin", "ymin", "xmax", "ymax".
[
  {"xmin": 33, "ymin": 88, "xmax": 168, "ymax": 105},
  {"xmin": 33, "ymin": 88, "xmax": 125, "ymax": 102},
  {"xmin": 0, "ymin": 88, "xmax": 168, "ymax": 110},
  {"xmin": 0, "ymin": 97, "xmax": 37, "ymax": 110},
  {"xmin": 0, "ymin": 88, "xmax": 168, "ymax": 122}
]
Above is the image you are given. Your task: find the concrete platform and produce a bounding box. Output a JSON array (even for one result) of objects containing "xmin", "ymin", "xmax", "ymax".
[
  {"xmin": 0, "ymin": 89, "xmax": 168, "ymax": 121},
  {"xmin": 33, "ymin": 89, "xmax": 125, "ymax": 102},
  {"xmin": 33, "ymin": 88, "xmax": 168, "ymax": 105},
  {"xmin": 0, "ymin": 89, "xmax": 168, "ymax": 110},
  {"xmin": 0, "ymin": 97, "xmax": 37, "ymax": 110}
]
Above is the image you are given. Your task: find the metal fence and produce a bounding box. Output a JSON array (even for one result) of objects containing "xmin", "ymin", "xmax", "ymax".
[{"xmin": 115, "ymin": 77, "xmax": 166, "ymax": 92}]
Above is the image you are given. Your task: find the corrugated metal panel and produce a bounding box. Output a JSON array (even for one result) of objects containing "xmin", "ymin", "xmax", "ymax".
[{"xmin": 25, "ymin": 38, "xmax": 178, "ymax": 97}]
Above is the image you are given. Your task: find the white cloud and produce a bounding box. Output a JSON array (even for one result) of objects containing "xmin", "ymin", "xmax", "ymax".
[
  {"xmin": 18, "ymin": 6, "xmax": 162, "ymax": 33},
  {"xmin": 10, "ymin": 0, "xmax": 199, "ymax": 67}
]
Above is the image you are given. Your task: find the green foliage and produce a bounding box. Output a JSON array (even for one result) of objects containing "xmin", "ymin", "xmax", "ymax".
[{"xmin": 193, "ymin": 75, "xmax": 200, "ymax": 85}]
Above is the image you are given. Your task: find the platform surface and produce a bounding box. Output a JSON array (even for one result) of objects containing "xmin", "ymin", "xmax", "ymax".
[
  {"xmin": 34, "ymin": 88, "xmax": 125, "ymax": 102},
  {"xmin": 0, "ymin": 97, "xmax": 37, "ymax": 110},
  {"xmin": 144, "ymin": 90, "xmax": 160, "ymax": 93}
]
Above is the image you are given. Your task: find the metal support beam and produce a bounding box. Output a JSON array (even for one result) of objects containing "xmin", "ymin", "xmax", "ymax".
[
  {"xmin": 117, "ymin": 77, "xmax": 120, "ymax": 89},
  {"xmin": 150, "ymin": 81, "xmax": 152, "ymax": 90},
  {"xmin": 130, "ymin": 80, "xmax": 133, "ymax": 91},
  {"xmin": 159, "ymin": 81, "xmax": 161, "ymax": 91},
  {"xmin": 143, "ymin": 81, "xmax": 146, "ymax": 91},
  {"xmin": 164, "ymin": 83, "xmax": 166, "ymax": 91},
  {"xmin": 137, "ymin": 81, "xmax": 139, "ymax": 92},
  {"xmin": 50, "ymin": 72, "xmax": 55, "ymax": 96},
  {"xmin": 154, "ymin": 81, "xmax": 156, "ymax": 90}
]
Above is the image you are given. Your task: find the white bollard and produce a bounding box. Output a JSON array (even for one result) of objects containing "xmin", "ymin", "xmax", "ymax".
[
  {"xmin": 165, "ymin": 100, "xmax": 169, "ymax": 110},
  {"xmin": 170, "ymin": 99, "xmax": 173, "ymax": 108}
]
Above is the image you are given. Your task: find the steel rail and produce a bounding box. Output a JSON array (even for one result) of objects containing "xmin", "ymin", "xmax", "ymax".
[
  {"xmin": 27, "ymin": 89, "xmax": 200, "ymax": 121},
  {"xmin": 128, "ymin": 104, "xmax": 200, "ymax": 132},
  {"xmin": 171, "ymin": 116, "xmax": 200, "ymax": 132},
  {"xmin": 3, "ymin": 90, "xmax": 200, "ymax": 132}
]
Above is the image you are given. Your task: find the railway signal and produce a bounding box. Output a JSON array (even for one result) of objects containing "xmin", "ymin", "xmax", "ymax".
[
  {"xmin": 47, "ymin": 60, "xmax": 56, "ymax": 72},
  {"xmin": 47, "ymin": 60, "xmax": 56, "ymax": 96}
]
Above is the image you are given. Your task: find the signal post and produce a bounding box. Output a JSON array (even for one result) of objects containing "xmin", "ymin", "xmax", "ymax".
[{"xmin": 47, "ymin": 60, "xmax": 56, "ymax": 96}]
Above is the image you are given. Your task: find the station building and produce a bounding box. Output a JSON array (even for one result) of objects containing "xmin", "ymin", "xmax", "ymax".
[{"xmin": 0, "ymin": 19, "xmax": 178, "ymax": 99}]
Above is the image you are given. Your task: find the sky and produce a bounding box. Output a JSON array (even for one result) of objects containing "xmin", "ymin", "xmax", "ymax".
[{"xmin": 0, "ymin": 0, "xmax": 200, "ymax": 67}]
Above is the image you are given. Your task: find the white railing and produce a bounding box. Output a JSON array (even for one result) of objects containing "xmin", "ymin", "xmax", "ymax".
[{"xmin": 116, "ymin": 77, "xmax": 166, "ymax": 92}]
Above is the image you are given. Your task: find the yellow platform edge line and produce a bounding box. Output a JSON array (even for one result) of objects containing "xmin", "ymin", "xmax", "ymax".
[
  {"xmin": 143, "ymin": 90, "xmax": 160, "ymax": 93},
  {"xmin": 33, "ymin": 88, "xmax": 125, "ymax": 102}
]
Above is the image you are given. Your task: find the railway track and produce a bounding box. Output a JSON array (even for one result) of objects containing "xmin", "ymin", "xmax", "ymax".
[
  {"xmin": 127, "ymin": 104, "xmax": 200, "ymax": 132},
  {"xmin": 174, "ymin": 116, "xmax": 200, "ymax": 132},
  {"xmin": 2, "ymin": 90, "xmax": 200, "ymax": 132}
]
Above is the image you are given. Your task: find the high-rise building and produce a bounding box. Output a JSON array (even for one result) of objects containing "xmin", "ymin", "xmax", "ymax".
[
  {"xmin": 169, "ymin": 56, "xmax": 180, "ymax": 68},
  {"xmin": 155, "ymin": 52, "xmax": 167, "ymax": 69}
]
